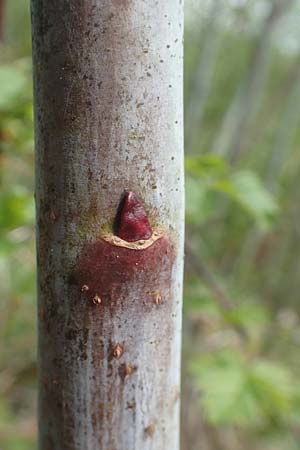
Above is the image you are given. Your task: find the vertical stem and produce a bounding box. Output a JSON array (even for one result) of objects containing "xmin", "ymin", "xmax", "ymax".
[
  {"xmin": 266, "ymin": 59, "xmax": 300, "ymax": 189},
  {"xmin": 212, "ymin": 0, "xmax": 294, "ymax": 162},
  {"xmin": 0, "ymin": 0, "xmax": 5, "ymax": 41},
  {"xmin": 185, "ymin": 0, "xmax": 223, "ymax": 153},
  {"xmin": 31, "ymin": 1, "xmax": 184, "ymax": 450}
]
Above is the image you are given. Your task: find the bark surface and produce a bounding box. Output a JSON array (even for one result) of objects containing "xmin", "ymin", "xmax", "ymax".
[{"xmin": 31, "ymin": 1, "xmax": 184, "ymax": 449}]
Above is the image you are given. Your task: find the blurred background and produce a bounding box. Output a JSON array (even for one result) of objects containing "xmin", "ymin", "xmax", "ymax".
[{"xmin": 1, "ymin": 0, "xmax": 300, "ymax": 449}]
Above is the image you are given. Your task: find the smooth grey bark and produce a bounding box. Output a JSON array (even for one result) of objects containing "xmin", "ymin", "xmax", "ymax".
[{"xmin": 31, "ymin": 1, "xmax": 184, "ymax": 450}]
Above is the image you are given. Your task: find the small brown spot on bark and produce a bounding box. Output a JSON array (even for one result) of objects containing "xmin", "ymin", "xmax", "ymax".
[
  {"xmin": 50, "ymin": 210, "xmax": 59, "ymax": 222},
  {"xmin": 124, "ymin": 363, "xmax": 135, "ymax": 376},
  {"xmin": 92, "ymin": 294, "xmax": 102, "ymax": 305},
  {"xmin": 126, "ymin": 401, "xmax": 136, "ymax": 410},
  {"xmin": 153, "ymin": 292, "xmax": 162, "ymax": 305},
  {"xmin": 147, "ymin": 291, "xmax": 162, "ymax": 305},
  {"xmin": 119, "ymin": 363, "xmax": 137, "ymax": 379},
  {"xmin": 144, "ymin": 423, "xmax": 156, "ymax": 438},
  {"xmin": 112, "ymin": 343, "xmax": 124, "ymax": 359}
]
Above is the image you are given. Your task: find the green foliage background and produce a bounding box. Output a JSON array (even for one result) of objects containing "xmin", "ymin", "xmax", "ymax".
[{"xmin": 1, "ymin": 1, "xmax": 300, "ymax": 449}]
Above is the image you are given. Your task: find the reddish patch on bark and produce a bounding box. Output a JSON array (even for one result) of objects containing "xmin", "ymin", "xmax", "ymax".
[
  {"xmin": 115, "ymin": 191, "xmax": 152, "ymax": 242},
  {"xmin": 71, "ymin": 236, "xmax": 173, "ymax": 309}
]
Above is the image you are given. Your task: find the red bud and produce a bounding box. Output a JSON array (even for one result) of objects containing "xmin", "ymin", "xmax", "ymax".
[{"xmin": 116, "ymin": 191, "xmax": 152, "ymax": 242}]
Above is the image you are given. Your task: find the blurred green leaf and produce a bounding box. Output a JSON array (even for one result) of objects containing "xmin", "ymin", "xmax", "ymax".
[
  {"xmin": 186, "ymin": 155, "xmax": 279, "ymax": 229},
  {"xmin": 191, "ymin": 350, "xmax": 260, "ymax": 426},
  {"xmin": 225, "ymin": 302, "xmax": 270, "ymax": 330},
  {"xmin": 185, "ymin": 154, "xmax": 229, "ymax": 178},
  {"xmin": 0, "ymin": 63, "xmax": 28, "ymax": 109},
  {"xmin": 186, "ymin": 176, "xmax": 218, "ymax": 225},
  {"xmin": 0, "ymin": 187, "xmax": 34, "ymax": 233},
  {"xmin": 229, "ymin": 171, "xmax": 280, "ymax": 228},
  {"xmin": 184, "ymin": 278, "xmax": 220, "ymax": 315},
  {"xmin": 191, "ymin": 350, "xmax": 300, "ymax": 427}
]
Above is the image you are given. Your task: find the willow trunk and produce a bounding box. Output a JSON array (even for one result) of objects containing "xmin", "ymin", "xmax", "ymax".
[{"xmin": 31, "ymin": 1, "xmax": 184, "ymax": 450}]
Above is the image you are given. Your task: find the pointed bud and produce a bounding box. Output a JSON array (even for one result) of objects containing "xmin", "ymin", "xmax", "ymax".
[{"xmin": 115, "ymin": 191, "xmax": 152, "ymax": 242}]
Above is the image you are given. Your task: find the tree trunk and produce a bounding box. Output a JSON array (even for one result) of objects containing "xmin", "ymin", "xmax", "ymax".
[{"xmin": 31, "ymin": 1, "xmax": 184, "ymax": 450}]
